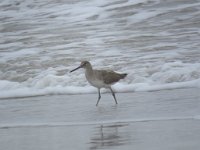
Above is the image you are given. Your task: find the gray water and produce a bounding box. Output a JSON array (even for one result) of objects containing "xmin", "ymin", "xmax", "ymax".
[{"xmin": 0, "ymin": 0, "xmax": 200, "ymax": 98}]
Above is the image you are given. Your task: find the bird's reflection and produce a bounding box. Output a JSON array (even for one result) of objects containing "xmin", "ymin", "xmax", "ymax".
[{"xmin": 89, "ymin": 123, "xmax": 130, "ymax": 150}]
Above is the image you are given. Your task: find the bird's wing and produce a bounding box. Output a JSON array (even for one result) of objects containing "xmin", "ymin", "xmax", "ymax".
[{"xmin": 95, "ymin": 70, "xmax": 121, "ymax": 85}]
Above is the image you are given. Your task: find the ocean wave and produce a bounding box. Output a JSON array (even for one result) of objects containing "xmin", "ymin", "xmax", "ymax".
[
  {"xmin": 1, "ymin": 60, "xmax": 200, "ymax": 99},
  {"xmin": 1, "ymin": 0, "xmax": 200, "ymax": 99}
]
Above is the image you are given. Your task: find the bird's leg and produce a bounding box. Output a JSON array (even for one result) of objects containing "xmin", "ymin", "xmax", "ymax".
[
  {"xmin": 110, "ymin": 87, "xmax": 118, "ymax": 104},
  {"xmin": 96, "ymin": 88, "xmax": 101, "ymax": 106}
]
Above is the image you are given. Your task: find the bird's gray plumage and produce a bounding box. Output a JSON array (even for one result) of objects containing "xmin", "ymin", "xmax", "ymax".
[{"xmin": 70, "ymin": 61, "xmax": 127, "ymax": 106}]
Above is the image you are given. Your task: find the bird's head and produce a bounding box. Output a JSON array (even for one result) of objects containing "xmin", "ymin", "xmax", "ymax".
[{"xmin": 70, "ymin": 61, "xmax": 90, "ymax": 72}]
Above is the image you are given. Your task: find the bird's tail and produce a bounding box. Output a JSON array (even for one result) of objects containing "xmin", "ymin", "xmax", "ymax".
[{"xmin": 120, "ymin": 73, "xmax": 127, "ymax": 79}]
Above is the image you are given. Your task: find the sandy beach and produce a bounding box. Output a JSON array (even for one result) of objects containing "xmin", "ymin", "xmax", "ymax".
[{"xmin": 0, "ymin": 88, "xmax": 200, "ymax": 150}]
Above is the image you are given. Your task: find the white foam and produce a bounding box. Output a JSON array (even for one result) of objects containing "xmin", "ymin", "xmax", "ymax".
[
  {"xmin": 0, "ymin": 48, "xmax": 41, "ymax": 61},
  {"xmin": 0, "ymin": 0, "xmax": 200, "ymax": 99},
  {"xmin": 0, "ymin": 78, "xmax": 200, "ymax": 99},
  {"xmin": 1, "ymin": 60, "xmax": 200, "ymax": 99}
]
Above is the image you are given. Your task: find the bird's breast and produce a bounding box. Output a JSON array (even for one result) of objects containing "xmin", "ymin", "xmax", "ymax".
[{"xmin": 85, "ymin": 72, "xmax": 108, "ymax": 88}]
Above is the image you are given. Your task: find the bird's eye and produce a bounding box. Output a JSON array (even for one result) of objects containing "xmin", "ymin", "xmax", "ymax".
[{"xmin": 81, "ymin": 62, "xmax": 86, "ymax": 66}]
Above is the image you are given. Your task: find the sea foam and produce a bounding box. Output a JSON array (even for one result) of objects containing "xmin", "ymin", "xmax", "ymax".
[
  {"xmin": 0, "ymin": 0, "xmax": 200, "ymax": 99},
  {"xmin": 0, "ymin": 61, "xmax": 200, "ymax": 99}
]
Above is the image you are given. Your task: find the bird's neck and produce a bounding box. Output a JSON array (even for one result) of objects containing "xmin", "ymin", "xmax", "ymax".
[{"xmin": 85, "ymin": 64, "xmax": 93, "ymax": 76}]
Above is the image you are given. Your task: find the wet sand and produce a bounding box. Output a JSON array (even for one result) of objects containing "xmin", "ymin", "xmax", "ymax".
[{"xmin": 0, "ymin": 88, "xmax": 200, "ymax": 150}]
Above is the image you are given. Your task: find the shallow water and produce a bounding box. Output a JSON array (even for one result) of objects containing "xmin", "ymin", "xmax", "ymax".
[
  {"xmin": 0, "ymin": 88, "xmax": 200, "ymax": 150},
  {"xmin": 1, "ymin": 119, "xmax": 200, "ymax": 150},
  {"xmin": 0, "ymin": 88, "xmax": 199, "ymax": 126},
  {"xmin": 0, "ymin": 0, "xmax": 200, "ymax": 98}
]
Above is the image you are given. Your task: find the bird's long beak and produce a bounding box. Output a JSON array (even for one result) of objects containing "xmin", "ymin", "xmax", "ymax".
[{"xmin": 70, "ymin": 65, "xmax": 82, "ymax": 73}]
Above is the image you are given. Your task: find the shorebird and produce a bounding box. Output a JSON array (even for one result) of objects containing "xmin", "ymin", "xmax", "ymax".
[{"xmin": 70, "ymin": 61, "xmax": 127, "ymax": 106}]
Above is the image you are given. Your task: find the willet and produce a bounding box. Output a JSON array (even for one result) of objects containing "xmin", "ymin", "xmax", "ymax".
[{"xmin": 70, "ymin": 61, "xmax": 127, "ymax": 106}]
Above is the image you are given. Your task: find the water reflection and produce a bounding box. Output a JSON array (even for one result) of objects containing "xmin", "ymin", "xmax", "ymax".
[{"xmin": 89, "ymin": 123, "xmax": 130, "ymax": 150}]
